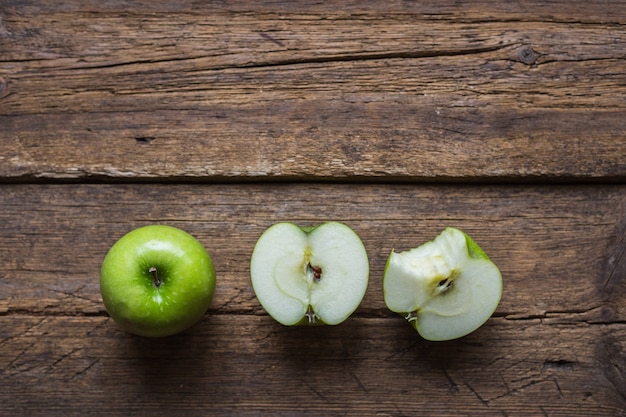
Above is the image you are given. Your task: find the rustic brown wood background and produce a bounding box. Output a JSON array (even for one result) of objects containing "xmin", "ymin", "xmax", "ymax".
[{"xmin": 1, "ymin": 1, "xmax": 625, "ymax": 416}]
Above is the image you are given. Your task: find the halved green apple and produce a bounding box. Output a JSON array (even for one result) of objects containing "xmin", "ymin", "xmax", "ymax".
[
  {"xmin": 383, "ymin": 227, "xmax": 502, "ymax": 341},
  {"xmin": 250, "ymin": 222, "xmax": 369, "ymax": 326}
]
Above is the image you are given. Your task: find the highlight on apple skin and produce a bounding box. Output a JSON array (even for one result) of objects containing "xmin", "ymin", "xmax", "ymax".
[
  {"xmin": 383, "ymin": 227, "xmax": 502, "ymax": 341},
  {"xmin": 250, "ymin": 221, "xmax": 370, "ymax": 326},
  {"xmin": 100, "ymin": 225, "xmax": 216, "ymax": 337}
]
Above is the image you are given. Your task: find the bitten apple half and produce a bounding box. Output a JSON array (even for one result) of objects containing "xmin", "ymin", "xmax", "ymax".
[
  {"xmin": 383, "ymin": 227, "xmax": 502, "ymax": 341},
  {"xmin": 250, "ymin": 222, "xmax": 369, "ymax": 326}
]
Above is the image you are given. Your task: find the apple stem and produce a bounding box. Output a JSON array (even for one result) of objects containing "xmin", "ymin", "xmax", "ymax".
[{"xmin": 149, "ymin": 266, "xmax": 162, "ymax": 288}]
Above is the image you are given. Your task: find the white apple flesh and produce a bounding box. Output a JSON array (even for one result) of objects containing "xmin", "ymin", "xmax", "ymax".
[
  {"xmin": 250, "ymin": 222, "xmax": 369, "ymax": 326},
  {"xmin": 383, "ymin": 227, "xmax": 502, "ymax": 341}
]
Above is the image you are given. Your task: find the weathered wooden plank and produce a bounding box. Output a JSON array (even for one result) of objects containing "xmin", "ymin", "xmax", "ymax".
[
  {"xmin": 1, "ymin": 183, "xmax": 624, "ymax": 324},
  {"xmin": 1, "ymin": 0, "xmax": 624, "ymax": 24},
  {"xmin": 1, "ymin": 2, "xmax": 625, "ymax": 181},
  {"xmin": 1, "ymin": 315, "xmax": 625, "ymax": 416},
  {"xmin": 2, "ymin": 105, "xmax": 624, "ymax": 181},
  {"xmin": 2, "ymin": 8, "xmax": 623, "ymax": 72}
]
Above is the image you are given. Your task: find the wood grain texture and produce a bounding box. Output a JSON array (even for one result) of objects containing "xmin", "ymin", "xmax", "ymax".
[
  {"xmin": 1, "ymin": 1, "xmax": 625, "ymax": 181},
  {"xmin": 1, "ymin": 1, "xmax": 626, "ymax": 416},
  {"xmin": 1, "ymin": 184, "xmax": 625, "ymax": 415},
  {"xmin": 2, "ymin": 315, "xmax": 625, "ymax": 417}
]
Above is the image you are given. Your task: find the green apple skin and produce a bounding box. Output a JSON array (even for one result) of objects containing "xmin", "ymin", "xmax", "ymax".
[
  {"xmin": 100, "ymin": 225, "xmax": 216, "ymax": 337},
  {"xmin": 250, "ymin": 222, "xmax": 369, "ymax": 326},
  {"xmin": 383, "ymin": 227, "xmax": 502, "ymax": 341}
]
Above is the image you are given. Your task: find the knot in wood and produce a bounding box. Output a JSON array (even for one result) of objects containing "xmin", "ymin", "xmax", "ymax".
[{"xmin": 518, "ymin": 46, "xmax": 539, "ymax": 66}]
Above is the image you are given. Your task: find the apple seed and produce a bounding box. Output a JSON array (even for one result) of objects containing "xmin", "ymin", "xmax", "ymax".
[
  {"xmin": 307, "ymin": 263, "xmax": 323, "ymax": 281},
  {"xmin": 436, "ymin": 278, "xmax": 453, "ymax": 293}
]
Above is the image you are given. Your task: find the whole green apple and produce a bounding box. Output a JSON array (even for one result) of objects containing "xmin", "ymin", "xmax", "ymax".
[{"xmin": 100, "ymin": 225, "xmax": 216, "ymax": 337}]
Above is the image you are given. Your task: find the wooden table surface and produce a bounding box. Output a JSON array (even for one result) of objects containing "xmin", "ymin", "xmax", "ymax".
[{"xmin": 1, "ymin": 1, "xmax": 625, "ymax": 416}]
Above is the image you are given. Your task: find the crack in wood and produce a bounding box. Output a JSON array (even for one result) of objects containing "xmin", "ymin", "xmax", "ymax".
[
  {"xmin": 45, "ymin": 347, "xmax": 81, "ymax": 374},
  {"xmin": 134, "ymin": 136, "xmax": 156, "ymax": 144},
  {"xmin": 39, "ymin": 43, "xmax": 514, "ymax": 74},
  {"xmin": 465, "ymin": 381, "xmax": 489, "ymax": 406},
  {"xmin": 69, "ymin": 358, "xmax": 100, "ymax": 381},
  {"xmin": 489, "ymin": 376, "xmax": 554, "ymax": 404},
  {"xmin": 600, "ymin": 214, "xmax": 626, "ymax": 297},
  {"xmin": 498, "ymin": 304, "xmax": 626, "ymax": 325},
  {"xmin": 595, "ymin": 335, "xmax": 626, "ymax": 408},
  {"xmin": 542, "ymin": 359, "xmax": 578, "ymax": 371},
  {"xmin": 442, "ymin": 367, "xmax": 460, "ymax": 394}
]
